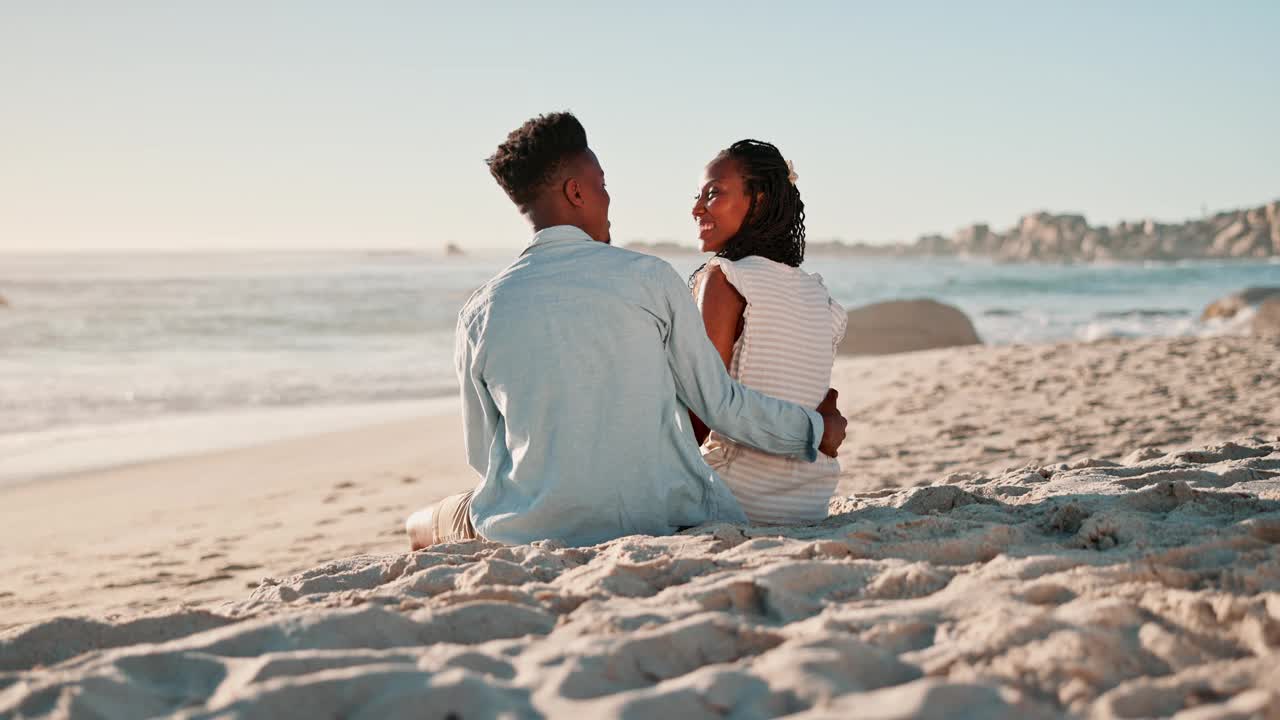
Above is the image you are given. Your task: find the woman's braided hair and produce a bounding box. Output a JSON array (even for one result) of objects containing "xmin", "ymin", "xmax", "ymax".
[{"xmin": 691, "ymin": 139, "xmax": 806, "ymax": 285}]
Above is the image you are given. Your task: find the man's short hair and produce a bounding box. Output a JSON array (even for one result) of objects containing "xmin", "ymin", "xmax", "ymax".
[{"xmin": 486, "ymin": 112, "xmax": 588, "ymax": 207}]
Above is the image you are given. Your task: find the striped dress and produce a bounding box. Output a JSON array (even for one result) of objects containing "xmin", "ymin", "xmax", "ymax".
[{"xmin": 697, "ymin": 256, "xmax": 847, "ymax": 525}]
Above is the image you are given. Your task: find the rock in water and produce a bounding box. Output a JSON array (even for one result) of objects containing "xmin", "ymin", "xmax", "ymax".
[
  {"xmin": 838, "ymin": 299, "xmax": 981, "ymax": 355},
  {"xmin": 1201, "ymin": 286, "xmax": 1280, "ymax": 321}
]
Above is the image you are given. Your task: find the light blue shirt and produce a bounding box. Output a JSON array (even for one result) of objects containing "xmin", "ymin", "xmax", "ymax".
[{"xmin": 455, "ymin": 225, "xmax": 825, "ymax": 547}]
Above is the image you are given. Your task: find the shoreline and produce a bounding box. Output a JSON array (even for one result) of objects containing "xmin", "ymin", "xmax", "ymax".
[
  {"xmin": 0, "ymin": 396, "xmax": 460, "ymax": 489},
  {"xmin": 0, "ymin": 312, "xmax": 1264, "ymax": 490}
]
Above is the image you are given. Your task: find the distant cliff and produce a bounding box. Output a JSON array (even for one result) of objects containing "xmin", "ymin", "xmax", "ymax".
[
  {"xmin": 908, "ymin": 199, "xmax": 1278, "ymax": 261},
  {"xmin": 840, "ymin": 198, "xmax": 1280, "ymax": 261},
  {"xmin": 629, "ymin": 199, "xmax": 1280, "ymax": 262}
]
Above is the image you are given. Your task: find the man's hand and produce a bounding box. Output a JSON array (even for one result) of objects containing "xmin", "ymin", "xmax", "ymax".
[{"xmin": 816, "ymin": 388, "xmax": 847, "ymax": 458}]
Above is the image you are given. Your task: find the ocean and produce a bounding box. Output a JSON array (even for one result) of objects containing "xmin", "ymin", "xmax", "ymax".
[{"xmin": 1, "ymin": 250, "xmax": 1275, "ymax": 482}]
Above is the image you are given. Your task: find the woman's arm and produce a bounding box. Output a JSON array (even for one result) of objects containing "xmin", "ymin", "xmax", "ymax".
[
  {"xmin": 657, "ymin": 263, "xmax": 837, "ymax": 460},
  {"xmin": 689, "ymin": 265, "xmax": 746, "ymax": 445}
]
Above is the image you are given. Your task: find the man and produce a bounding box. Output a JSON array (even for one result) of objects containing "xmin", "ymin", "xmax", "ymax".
[{"xmin": 406, "ymin": 111, "xmax": 847, "ymax": 549}]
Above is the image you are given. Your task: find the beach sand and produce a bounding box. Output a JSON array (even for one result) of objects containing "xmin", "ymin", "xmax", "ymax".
[
  {"xmin": 0, "ymin": 414, "xmax": 476, "ymax": 632},
  {"xmin": 2, "ymin": 335, "xmax": 1278, "ymax": 717}
]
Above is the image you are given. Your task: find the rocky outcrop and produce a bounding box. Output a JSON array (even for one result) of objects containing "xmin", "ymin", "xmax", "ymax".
[
  {"xmin": 444, "ymin": 243, "xmax": 466, "ymax": 257},
  {"xmin": 921, "ymin": 199, "xmax": 1280, "ymax": 261},
  {"xmin": 1253, "ymin": 298, "xmax": 1280, "ymax": 336},
  {"xmin": 806, "ymin": 198, "xmax": 1280, "ymax": 262},
  {"xmin": 1201, "ymin": 287, "xmax": 1280, "ymax": 321},
  {"xmin": 838, "ymin": 299, "xmax": 981, "ymax": 355}
]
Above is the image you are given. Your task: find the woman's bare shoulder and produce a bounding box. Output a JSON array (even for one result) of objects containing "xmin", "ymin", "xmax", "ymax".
[{"xmin": 699, "ymin": 263, "xmax": 745, "ymax": 310}]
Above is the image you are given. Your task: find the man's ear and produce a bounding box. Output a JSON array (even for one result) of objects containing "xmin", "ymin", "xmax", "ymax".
[{"xmin": 563, "ymin": 177, "xmax": 585, "ymax": 208}]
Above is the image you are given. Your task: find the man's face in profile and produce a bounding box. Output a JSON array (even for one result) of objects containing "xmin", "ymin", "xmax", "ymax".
[{"xmin": 575, "ymin": 149, "xmax": 611, "ymax": 244}]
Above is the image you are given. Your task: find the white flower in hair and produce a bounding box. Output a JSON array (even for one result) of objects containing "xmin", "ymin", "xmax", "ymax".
[{"xmin": 786, "ymin": 159, "xmax": 799, "ymax": 186}]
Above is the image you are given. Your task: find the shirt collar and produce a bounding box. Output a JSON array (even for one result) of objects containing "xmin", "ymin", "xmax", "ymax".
[{"xmin": 527, "ymin": 224, "xmax": 595, "ymax": 250}]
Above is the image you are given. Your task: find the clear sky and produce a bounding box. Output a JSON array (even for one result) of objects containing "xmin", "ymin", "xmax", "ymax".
[{"xmin": 2, "ymin": 1, "xmax": 1278, "ymax": 252}]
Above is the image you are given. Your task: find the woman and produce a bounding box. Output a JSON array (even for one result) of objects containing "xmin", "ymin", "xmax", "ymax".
[{"xmin": 689, "ymin": 139, "xmax": 847, "ymax": 525}]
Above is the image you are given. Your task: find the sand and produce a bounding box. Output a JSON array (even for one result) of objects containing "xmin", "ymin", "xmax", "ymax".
[
  {"xmin": 836, "ymin": 334, "xmax": 1280, "ymax": 492},
  {"xmin": 0, "ymin": 414, "xmax": 475, "ymax": 631},
  {"xmin": 2, "ymin": 334, "xmax": 1278, "ymax": 718}
]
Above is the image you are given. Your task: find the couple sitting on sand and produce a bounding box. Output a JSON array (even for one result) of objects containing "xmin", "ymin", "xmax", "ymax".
[{"xmin": 406, "ymin": 112, "xmax": 849, "ymax": 549}]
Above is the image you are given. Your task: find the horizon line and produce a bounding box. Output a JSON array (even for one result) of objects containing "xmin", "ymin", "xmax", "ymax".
[{"xmin": 3, "ymin": 195, "xmax": 1275, "ymax": 256}]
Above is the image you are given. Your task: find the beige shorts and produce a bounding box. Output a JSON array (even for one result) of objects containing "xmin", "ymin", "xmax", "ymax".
[{"xmin": 433, "ymin": 490, "xmax": 479, "ymax": 544}]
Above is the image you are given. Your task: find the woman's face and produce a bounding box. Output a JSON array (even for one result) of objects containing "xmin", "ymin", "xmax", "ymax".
[{"xmin": 692, "ymin": 156, "xmax": 751, "ymax": 253}]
